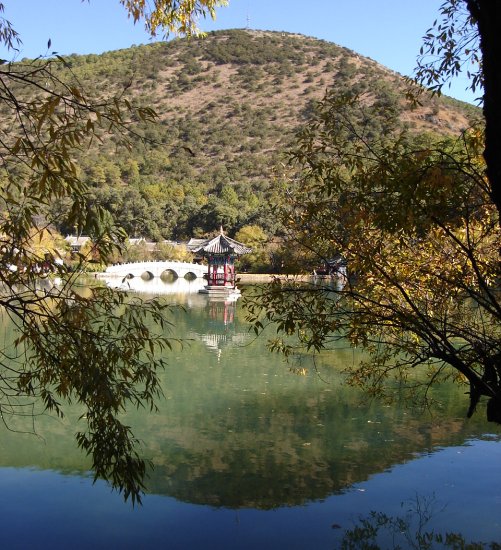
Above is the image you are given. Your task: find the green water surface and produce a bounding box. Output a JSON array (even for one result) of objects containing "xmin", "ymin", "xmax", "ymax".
[{"xmin": 0, "ymin": 279, "xmax": 499, "ymax": 548}]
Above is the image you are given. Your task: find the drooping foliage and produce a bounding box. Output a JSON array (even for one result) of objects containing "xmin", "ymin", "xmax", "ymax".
[
  {"xmin": 246, "ymin": 0, "xmax": 501, "ymax": 423},
  {"xmin": 0, "ymin": 0, "xmax": 222, "ymax": 503},
  {"xmin": 119, "ymin": 0, "xmax": 227, "ymax": 37},
  {"xmin": 246, "ymin": 89, "xmax": 500, "ymax": 422}
]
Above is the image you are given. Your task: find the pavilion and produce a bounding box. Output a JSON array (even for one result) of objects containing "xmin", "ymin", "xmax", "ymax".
[{"xmin": 191, "ymin": 229, "xmax": 251, "ymax": 296}]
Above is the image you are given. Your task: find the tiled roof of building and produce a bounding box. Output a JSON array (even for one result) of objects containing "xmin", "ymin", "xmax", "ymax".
[
  {"xmin": 186, "ymin": 238, "xmax": 208, "ymax": 251},
  {"xmin": 191, "ymin": 233, "xmax": 252, "ymax": 255}
]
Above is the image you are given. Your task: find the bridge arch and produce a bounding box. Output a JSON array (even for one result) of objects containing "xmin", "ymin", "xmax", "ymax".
[
  {"xmin": 160, "ymin": 269, "xmax": 179, "ymax": 281},
  {"xmin": 184, "ymin": 271, "xmax": 197, "ymax": 281},
  {"xmin": 141, "ymin": 271, "xmax": 154, "ymax": 281}
]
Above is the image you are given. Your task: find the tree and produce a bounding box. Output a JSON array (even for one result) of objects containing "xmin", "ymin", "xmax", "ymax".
[
  {"xmin": 154, "ymin": 241, "xmax": 193, "ymax": 262},
  {"xmin": 195, "ymin": 195, "xmax": 240, "ymax": 233},
  {"xmin": 245, "ymin": 88, "xmax": 501, "ymax": 422},
  {"xmin": 413, "ymin": 0, "xmax": 501, "ymax": 219},
  {"xmin": 234, "ymin": 224, "xmax": 269, "ymax": 272},
  {"xmin": 119, "ymin": 0, "xmax": 228, "ymax": 37},
  {"xmin": 0, "ymin": 0, "xmax": 225, "ymax": 503},
  {"xmin": 245, "ymin": 0, "xmax": 501, "ymax": 423}
]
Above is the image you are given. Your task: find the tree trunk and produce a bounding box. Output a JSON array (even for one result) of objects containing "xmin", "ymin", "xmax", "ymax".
[
  {"xmin": 487, "ymin": 395, "xmax": 501, "ymax": 423},
  {"xmin": 467, "ymin": 0, "xmax": 501, "ymax": 220}
]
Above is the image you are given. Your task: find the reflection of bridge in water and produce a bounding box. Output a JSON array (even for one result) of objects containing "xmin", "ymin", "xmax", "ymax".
[
  {"xmin": 102, "ymin": 274, "xmax": 207, "ymax": 296},
  {"xmin": 105, "ymin": 261, "xmax": 207, "ymax": 280}
]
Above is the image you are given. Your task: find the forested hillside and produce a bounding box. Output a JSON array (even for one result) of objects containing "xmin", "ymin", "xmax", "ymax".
[{"xmin": 15, "ymin": 29, "xmax": 480, "ymax": 242}]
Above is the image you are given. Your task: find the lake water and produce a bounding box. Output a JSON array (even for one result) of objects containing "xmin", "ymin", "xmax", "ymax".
[{"xmin": 0, "ymin": 278, "xmax": 500, "ymax": 548}]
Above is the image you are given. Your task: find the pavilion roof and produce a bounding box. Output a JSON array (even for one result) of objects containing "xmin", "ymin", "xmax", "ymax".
[{"xmin": 191, "ymin": 233, "xmax": 252, "ymax": 256}]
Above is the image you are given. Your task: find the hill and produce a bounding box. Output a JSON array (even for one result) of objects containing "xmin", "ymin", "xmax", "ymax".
[{"xmin": 15, "ymin": 30, "xmax": 483, "ymax": 241}]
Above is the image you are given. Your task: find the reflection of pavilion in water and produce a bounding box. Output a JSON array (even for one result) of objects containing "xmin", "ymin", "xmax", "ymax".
[
  {"xmin": 209, "ymin": 297, "xmax": 235, "ymax": 325},
  {"xmin": 191, "ymin": 297, "xmax": 250, "ymax": 358},
  {"xmin": 102, "ymin": 273, "xmax": 250, "ymax": 355}
]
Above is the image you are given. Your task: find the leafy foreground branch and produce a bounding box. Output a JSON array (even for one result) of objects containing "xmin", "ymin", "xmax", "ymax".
[
  {"xmin": 0, "ymin": 0, "xmax": 231, "ymax": 505},
  {"xmin": 2, "ymin": 280, "xmax": 176, "ymax": 505},
  {"xmin": 246, "ymin": 90, "xmax": 501, "ymax": 423},
  {"xmin": 0, "ymin": 11, "xmax": 180, "ymax": 502}
]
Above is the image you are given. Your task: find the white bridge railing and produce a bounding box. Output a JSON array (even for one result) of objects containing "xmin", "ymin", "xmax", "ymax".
[{"xmin": 105, "ymin": 260, "xmax": 207, "ymax": 279}]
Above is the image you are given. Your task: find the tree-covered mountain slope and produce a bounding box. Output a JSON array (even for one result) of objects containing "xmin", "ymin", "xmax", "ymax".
[{"xmin": 16, "ymin": 29, "xmax": 481, "ymax": 241}]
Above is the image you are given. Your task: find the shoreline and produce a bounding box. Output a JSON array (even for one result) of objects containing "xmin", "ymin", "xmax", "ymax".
[
  {"xmin": 95, "ymin": 271, "xmax": 310, "ymax": 279},
  {"xmin": 94, "ymin": 271, "xmax": 313, "ymax": 283},
  {"xmin": 237, "ymin": 273, "xmax": 312, "ymax": 283}
]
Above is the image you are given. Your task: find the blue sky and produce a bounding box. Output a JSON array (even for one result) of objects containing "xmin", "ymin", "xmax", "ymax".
[{"xmin": 1, "ymin": 0, "xmax": 477, "ymax": 104}]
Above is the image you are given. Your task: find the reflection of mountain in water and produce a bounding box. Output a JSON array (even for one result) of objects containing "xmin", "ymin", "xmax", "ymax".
[
  {"xmin": 0, "ymin": 289, "xmax": 499, "ymax": 510},
  {"xmin": 141, "ymin": 380, "xmax": 499, "ymax": 509}
]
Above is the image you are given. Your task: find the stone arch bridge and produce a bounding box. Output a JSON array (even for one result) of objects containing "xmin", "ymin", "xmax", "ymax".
[{"xmin": 105, "ymin": 261, "xmax": 207, "ymax": 280}]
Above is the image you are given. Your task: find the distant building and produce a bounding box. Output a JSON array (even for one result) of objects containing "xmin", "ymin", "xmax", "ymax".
[{"xmin": 65, "ymin": 235, "xmax": 91, "ymax": 253}]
